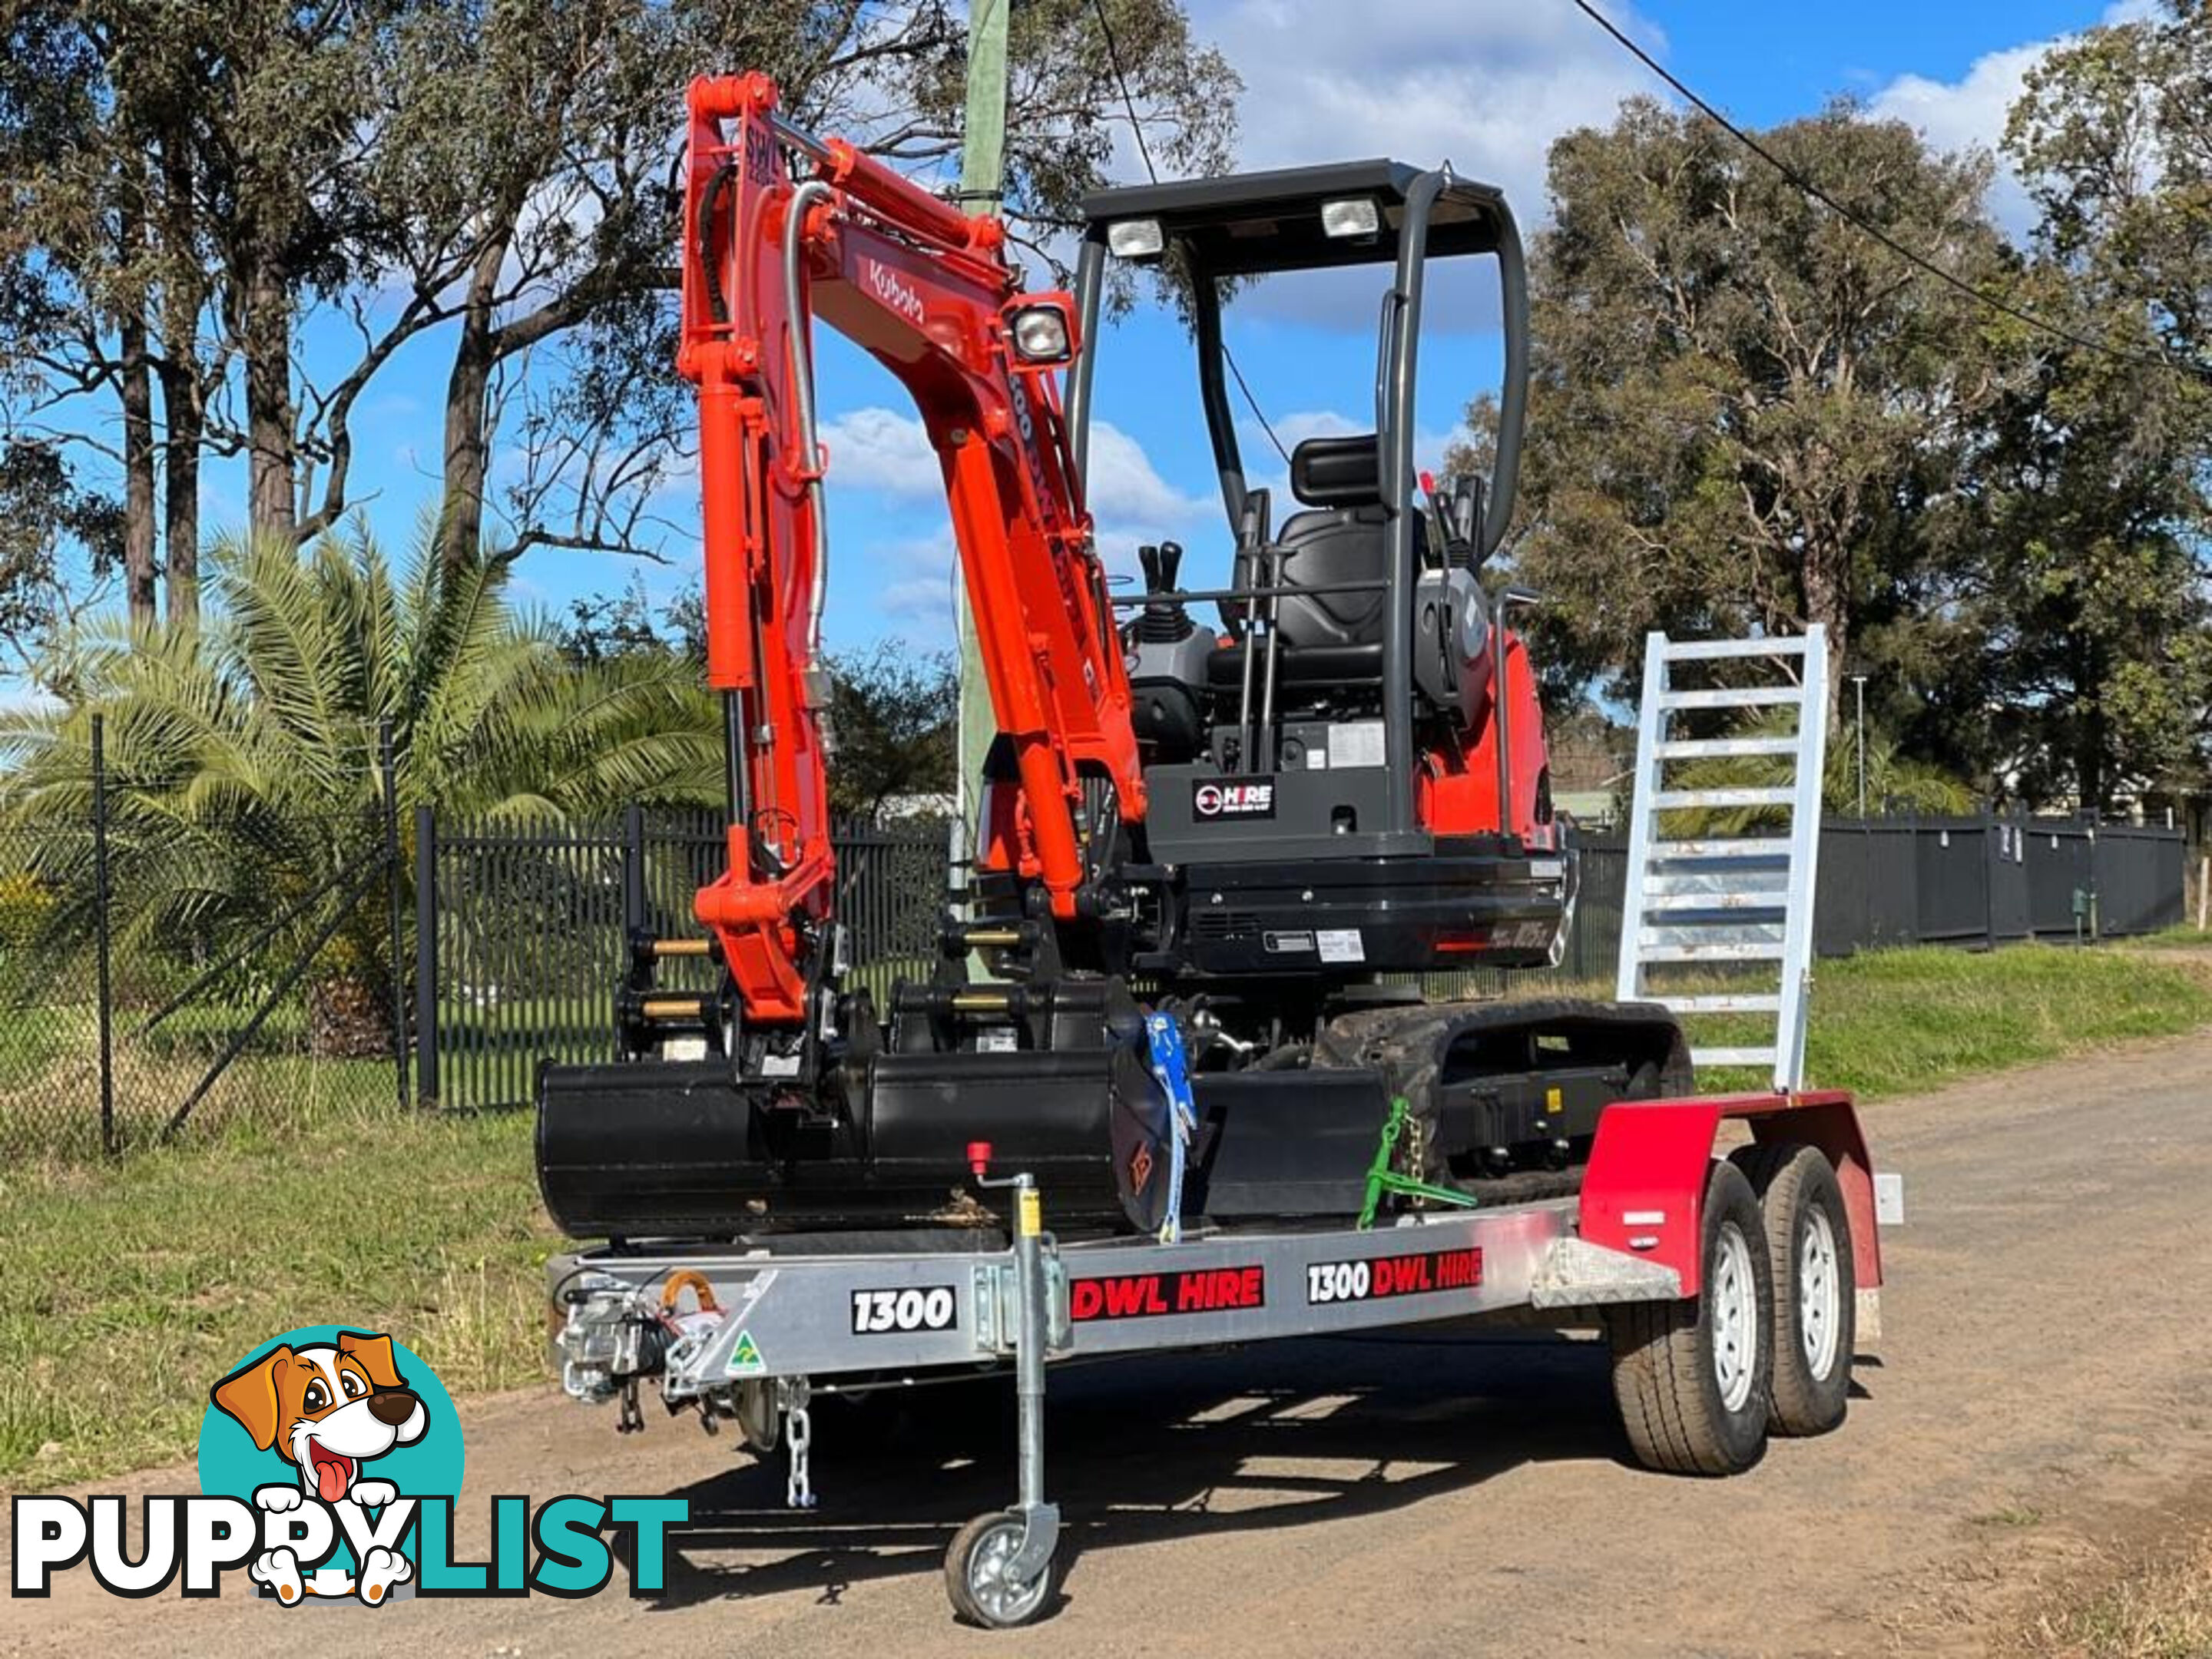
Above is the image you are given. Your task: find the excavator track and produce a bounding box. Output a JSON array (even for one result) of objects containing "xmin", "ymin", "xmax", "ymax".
[{"xmin": 1312, "ymin": 996, "xmax": 1694, "ymax": 1181}]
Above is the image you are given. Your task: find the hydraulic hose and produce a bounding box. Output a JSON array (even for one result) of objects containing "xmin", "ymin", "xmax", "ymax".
[{"xmin": 784, "ymin": 178, "xmax": 836, "ymax": 670}]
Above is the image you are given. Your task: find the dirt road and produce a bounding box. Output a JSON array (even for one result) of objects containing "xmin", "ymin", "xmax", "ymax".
[{"xmin": 11, "ymin": 1030, "xmax": 2212, "ymax": 1657}]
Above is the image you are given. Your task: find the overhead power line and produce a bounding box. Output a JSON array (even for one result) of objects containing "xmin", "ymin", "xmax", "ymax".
[
  {"xmin": 1566, "ymin": 0, "xmax": 2208, "ymax": 382},
  {"xmin": 1089, "ymin": 0, "xmax": 1292, "ymax": 463}
]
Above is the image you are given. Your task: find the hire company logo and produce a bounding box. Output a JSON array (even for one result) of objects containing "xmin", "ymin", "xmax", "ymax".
[{"xmin": 12, "ymin": 1325, "xmax": 687, "ymax": 1604}]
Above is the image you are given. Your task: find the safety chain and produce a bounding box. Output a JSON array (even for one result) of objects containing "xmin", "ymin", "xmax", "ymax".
[{"xmin": 783, "ymin": 1380, "xmax": 817, "ymax": 1509}]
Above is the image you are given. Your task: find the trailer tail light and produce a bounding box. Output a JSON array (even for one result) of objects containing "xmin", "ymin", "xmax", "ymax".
[{"xmin": 1432, "ymin": 930, "xmax": 1493, "ymax": 954}]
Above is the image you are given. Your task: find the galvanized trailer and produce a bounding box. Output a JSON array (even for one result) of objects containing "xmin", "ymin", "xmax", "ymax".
[{"xmin": 548, "ymin": 1086, "xmax": 1885, "ymax": 1628}]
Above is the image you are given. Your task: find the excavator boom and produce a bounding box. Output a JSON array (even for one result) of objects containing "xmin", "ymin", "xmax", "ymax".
[{"xmin": 680, "ymin": 73, "xmax": 1143, "ymax": 1027}]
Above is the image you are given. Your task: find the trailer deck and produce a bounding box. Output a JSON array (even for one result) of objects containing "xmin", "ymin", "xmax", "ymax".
[{"xmin": 548, "ymin": 1088, "xmax": 1885, "ymax": 1627}]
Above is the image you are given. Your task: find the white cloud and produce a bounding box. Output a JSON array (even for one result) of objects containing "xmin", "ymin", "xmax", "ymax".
[
  {"xmin": 1192, "ymin": 0, "xmax": 1663, "ymax": 218},
  {"xmin": 817, "ymin": 406, "xmax": 943, "ymax": 497},
  {"xmin": 1084, "ymin": 421, "xmax": 1214, "ymax": 527},
  {"xmin": 1869, "ymin": 2, "xmax": 2157, "ymax": 241},
  {"xmin": 816, "ymin": 406, "xmax": 1204, "ymax": 531}
]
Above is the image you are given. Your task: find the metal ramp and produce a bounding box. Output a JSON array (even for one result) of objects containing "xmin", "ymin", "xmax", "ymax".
[{"xmin": 1614, "ymin": 628, "xmax": 1830, "ymax": 1091}]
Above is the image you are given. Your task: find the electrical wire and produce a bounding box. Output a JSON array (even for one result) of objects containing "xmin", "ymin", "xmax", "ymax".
[
  {"xmin": 1088, "ymin": 0, "xmax": 1293, "ymax": 464},
  {"xmin": 1565, "ymin": 0, "xmax": 2210, "ymax": 382}
]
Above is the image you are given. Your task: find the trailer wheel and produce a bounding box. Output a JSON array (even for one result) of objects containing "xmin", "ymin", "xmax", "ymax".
[
  {"xmin": 945, "ymin": 1510, "xmax": 1057, "ymax": 1629},
  {"xmin": 1607, "ymin": 1159, "xmax": 1773, "ymax": 1475},
  {"xmin": 1731, "ymin": 1142, "xmax": 1856, "ymax": 1436}
]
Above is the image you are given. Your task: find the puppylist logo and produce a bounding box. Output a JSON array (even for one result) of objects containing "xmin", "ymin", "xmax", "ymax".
[{"xmin": 12, "ymin": 1325, "xmax": 687, "ymax": 1604}]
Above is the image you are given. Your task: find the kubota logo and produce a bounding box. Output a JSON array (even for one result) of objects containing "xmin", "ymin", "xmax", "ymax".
[{"xmin": 866, "ymin": 258, "xmax": 925, "ymax": 324}]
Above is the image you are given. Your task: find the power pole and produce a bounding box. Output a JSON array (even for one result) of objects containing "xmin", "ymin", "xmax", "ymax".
[{"xmin": 953, "ymin": 0, "xmax": 1010, "ymax": 843}]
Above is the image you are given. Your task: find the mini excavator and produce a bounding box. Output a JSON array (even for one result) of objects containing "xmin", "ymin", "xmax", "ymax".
[{"xmin": 535, "ymin": 73, "xmax": 1689, "ymax": 1241}]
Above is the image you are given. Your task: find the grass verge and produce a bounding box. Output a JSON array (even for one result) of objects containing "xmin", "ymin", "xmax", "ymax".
[
  {"xmin": 4, "ymin": 941, "xmax": 2210, "ymax": 1492},
  {"xmin": 0, "ymin": 1108, "xmax": 548, "ymax": 1489},
  {"xmin": 1790, "ymin": 943, "xmax": 2212, "ymax": 1099}
]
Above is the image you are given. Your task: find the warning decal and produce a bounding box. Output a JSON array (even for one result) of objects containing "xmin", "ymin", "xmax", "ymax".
[
  {"xmin": 1304, "ymin": 1247, "xmax": 1483, "ymax": 1306},
  {"xmin": 1069, "ymin": 1266, "xmax": 1266, "ymax": 1323}
]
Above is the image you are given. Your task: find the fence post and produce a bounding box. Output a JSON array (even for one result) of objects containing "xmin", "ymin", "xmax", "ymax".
[
  {"xmin": 413, "ymin": 804, "xmax": 439, "ymax": 1110},
  {"xmin": 622, "ymin": 803, "xmax": 647, "ymax": 939},
  {"xmin": 1983, "ymin": 810, "xmax": 1996, "ymax": 952},
  {"xmin": 91, "ymin": 712, "xmax": 116, "ymax": 1157},
  {"xmin": 379, "ymin": 719, "xmax": 408, "ymax": 1113}
]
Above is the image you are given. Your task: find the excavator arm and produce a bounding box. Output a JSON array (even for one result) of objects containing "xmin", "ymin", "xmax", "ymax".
[{"xmin": 679, "ymin": 73, "xmax": 1145, "ymax": 1027}]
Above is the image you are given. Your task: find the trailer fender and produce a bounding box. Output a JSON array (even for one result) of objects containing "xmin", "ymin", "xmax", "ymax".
[{"xmin": 1580, "ymin": 1091, "xmax": 1879, "ymax": 1300}]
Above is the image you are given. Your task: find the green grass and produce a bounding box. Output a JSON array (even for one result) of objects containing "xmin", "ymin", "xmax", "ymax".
[
  {"xmin": 2121, "ymin": 923, "xmax": 2212, "ymax": 950},
  {"xmin": 0, "ymin": 1108, "xmax": 549, "ymax": 1489},
  {"xmin": 1793, "ymin": 944, "xmax": 2212, "ymax": 1099},
  {"xmin": 1522, "ymin": 942, "xmax": 2212, "ymax": 1101},
  {"xmin": 5, "ymin": 939, "xmax": 2210, "ymax": 1493}
]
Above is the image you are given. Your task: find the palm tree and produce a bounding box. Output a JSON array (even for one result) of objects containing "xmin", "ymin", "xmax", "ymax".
[
  {"xmin": 0, "ymin": 527, "xmax": 721, "ymax": 1053},
  {"xmin": 1654, "ymin": 706, "xmax": 1976, "ymax": 836}
]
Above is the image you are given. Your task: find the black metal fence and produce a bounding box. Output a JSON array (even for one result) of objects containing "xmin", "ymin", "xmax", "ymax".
[
  {"xmin": 416, "ymin": 809, "xmax": 951, "ymax": 1111},
  {"xmin": 0, "ymin": 776, "xmax": 2190, "ymax": 1158}
]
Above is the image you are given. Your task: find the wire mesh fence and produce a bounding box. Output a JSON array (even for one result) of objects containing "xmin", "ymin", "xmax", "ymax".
[{"xmin": 0, "ymin": 716, "xmax": 408, "ymax": 1162}]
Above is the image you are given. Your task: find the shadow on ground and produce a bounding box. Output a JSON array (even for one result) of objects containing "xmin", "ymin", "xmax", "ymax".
[{"xmin": 617, "ymin": 1326, "xmax": 1633, "ymax": 1615}]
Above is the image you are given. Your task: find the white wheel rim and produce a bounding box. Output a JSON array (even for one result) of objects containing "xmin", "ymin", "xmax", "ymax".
[
  {"xmin": 1710, "ymin": 1220, "xmax": 1759, "ymax": 1413},
  {"xmin": 1799, "ymin": 1205, "xmax": 1843, "ymax": 1379},
  {"xmin": 967, "ymin": 1522, "xmax": 1048, "ymax": 1624}
]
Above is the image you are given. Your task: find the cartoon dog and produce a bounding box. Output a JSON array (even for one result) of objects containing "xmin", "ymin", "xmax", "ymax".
[{"xmin": 210, "ymin": 1330, "xmax": 427, "ymax": 1605}]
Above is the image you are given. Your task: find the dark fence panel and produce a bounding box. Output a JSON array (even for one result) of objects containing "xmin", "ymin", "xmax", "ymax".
[
  {"xmin": 2096, "ymin": 825, "xmax": 2186, "ymax": 935},
  {"xmin": 1912, "ymin": 819, "xmax": 1994, "ymax": 943},
  {"xmin": 2025, "ymin": 823, "xmax": 2097, "ymax": 938},
  {"xmin": 423, "ymin": 814, "xmax": 629, "ymax": 1115},
  {"xmin": 1813, "ymin": 820, "xmax": 1921, "ymax": 956},
  {"xmin": 424, "ymin": 812, "xmax": 952, "ymax": 1111}
]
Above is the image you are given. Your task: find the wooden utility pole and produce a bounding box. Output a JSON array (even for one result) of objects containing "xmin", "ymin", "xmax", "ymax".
[{"xmin": 953, "ymin": 0, "xmax": 1009, "ymax": 843}]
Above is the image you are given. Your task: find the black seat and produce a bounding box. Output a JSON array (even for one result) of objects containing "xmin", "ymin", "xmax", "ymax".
[{"xmin": 1269, "ymin": 434, "xmax": 1409, "ymax": 649}]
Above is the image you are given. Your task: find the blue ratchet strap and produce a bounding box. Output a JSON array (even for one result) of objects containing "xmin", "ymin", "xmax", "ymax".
[{"xmin": 1142, "ymin": 1012, "xmax": 1200, "ymax": 1243}]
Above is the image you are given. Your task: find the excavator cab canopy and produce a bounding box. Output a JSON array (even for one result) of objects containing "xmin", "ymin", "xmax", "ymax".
[{"xmin": 1066, "ymin": 158, "xmax": 1528, "ymax": 566}]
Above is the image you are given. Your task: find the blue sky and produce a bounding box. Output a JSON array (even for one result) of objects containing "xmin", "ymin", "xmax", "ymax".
[{"xmin": 77, "ymin": 1, "xmax": 2148, "ymax": 663}]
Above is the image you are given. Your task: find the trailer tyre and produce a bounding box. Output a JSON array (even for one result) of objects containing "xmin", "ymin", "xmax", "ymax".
[
  {"xmin": 1607, "ymin": 1159, "xmax": 1772, "ymax": 1475},
  {"xmin": 1731, "ymin": 1142, "xmax": 1855, "ymax": 1436},
  {"xmin": 945, "ymin": 1510, "xmax": 1058, "ymax": 1629}
]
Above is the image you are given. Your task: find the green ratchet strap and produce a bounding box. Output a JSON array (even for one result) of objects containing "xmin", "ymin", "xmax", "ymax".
[{"xmin": 1358, "ymin": 1094, "xmax": 1481, "ymax": 1230}]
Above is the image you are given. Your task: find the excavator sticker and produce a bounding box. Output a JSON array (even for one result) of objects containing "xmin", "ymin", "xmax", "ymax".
[{"xmin": 1191, "ymin": 779, "xmax": 1274, "ymax": 819}]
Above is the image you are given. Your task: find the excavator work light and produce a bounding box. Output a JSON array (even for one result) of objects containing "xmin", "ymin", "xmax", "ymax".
[
  {"xmin": 1321, "ymin": 197, "xmax": 1382, "ymax": 239},
  {"xmin": 1106, "ymin": 217, "xmax": 1165, "ymax": 259},
  {"xmin": 1007, "ymin": 301, "xmax": 1075, "ymax": 366}
]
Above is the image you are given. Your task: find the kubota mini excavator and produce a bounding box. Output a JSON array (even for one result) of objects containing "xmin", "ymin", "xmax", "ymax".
[{"xmin": 535, "ymin": 73, "xmax": 1688, "ymax": 1242}]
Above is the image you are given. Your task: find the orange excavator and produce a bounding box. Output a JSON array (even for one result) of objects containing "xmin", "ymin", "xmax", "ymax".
[{"xmin": 535, "ymin": 73, "xmax": 1688, "ymax": 1242}]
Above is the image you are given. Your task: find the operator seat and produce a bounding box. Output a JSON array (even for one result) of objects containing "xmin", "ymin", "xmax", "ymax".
[
  {"xmin": 1270, "ymin": 432, "xmax": 1396, "ymax": 648},
  {"xmin": 1203, "ymin": 434, "xmax": 1420, "ymax": 704}
]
